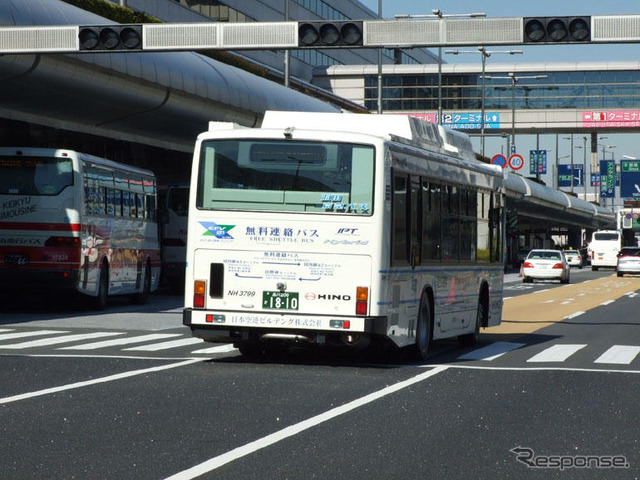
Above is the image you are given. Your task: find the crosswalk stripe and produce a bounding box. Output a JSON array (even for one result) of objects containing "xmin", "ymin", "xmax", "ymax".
[
  {"xmin": 0, "ymin": 329, "xmax": 14, "ymax": 333},
  {"xmin": 458, "ymin": 342, "xmax": 525, "ymax": 361},
  {"xmin": 191, "ymin": 344, "xmax": 237, "ymax": 354},
  {"xmin": 124, "ymin": 337, "xmax": 204, "ymax": 351},
  {"xmin": 59, "ymin": 333, "xmax": 183, "ymax": 350},
  {"xmin": 0, "ymin": 332, "xmax": 124, "ymax": 350},
  {"xmin": 0, "ymin": 330, "xmax": 69, "ymax": 342},
  {"xmin": 527, "ymin": 344, "xmax": 587, "ymax": 362},
  {"xmin": 594, "ymin": 345, "xmax": 640, "ymax": 365}
]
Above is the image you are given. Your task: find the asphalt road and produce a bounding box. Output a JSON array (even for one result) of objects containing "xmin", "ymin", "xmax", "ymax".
[{"xmin": 1, "ymin": 269, "xmax": 639, "ymax": 479}]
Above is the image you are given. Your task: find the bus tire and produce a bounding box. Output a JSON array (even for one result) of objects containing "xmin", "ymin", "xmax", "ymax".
[
  {"xmin": 237, "ymin": 339, "xmax": 263, "ymax": 358},
  {"xmin": 94, "ymin": 263, "xmax": 109, "ymax": 311},
  {"xmin": 409, "ymin": 295, "xmax": 432, "ymax": 361},
  {"xmin": 459, "ymin": 287, "xmax": 487, "ymax": 347}
]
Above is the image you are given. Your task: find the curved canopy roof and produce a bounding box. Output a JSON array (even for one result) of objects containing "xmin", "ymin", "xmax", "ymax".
[
  {"xmin": 0, "ymin": 0, "xmax": 339, "ymax": 152},
  {"xmin": 504, "ymin": 173, "xmax": 615, "ymax": 230}
]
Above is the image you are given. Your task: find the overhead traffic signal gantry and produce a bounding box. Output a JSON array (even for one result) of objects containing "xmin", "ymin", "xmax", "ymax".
[
  {"xmin": 523, "ymin": 16, "xmax": 591, "ymax": 44},
  {"xmin": 297, "ymin": 21, "xmax": 364, "ymax": 48}
]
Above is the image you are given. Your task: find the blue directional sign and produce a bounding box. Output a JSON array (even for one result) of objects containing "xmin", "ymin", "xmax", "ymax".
[
  {"xmin": 558, "ymin": 164, "xmax": 583, "ymax": 188},
  {"xmin": 529, "ymin": 150, "xmax": 547, "ymax": 175},
  {"xmin": 599, "ymin": 160, "xmax": 615, "ymax": 198},
  {"xmin": 620, "ymin": 160, "xmax": 640, "ymax": 199},
  {"xmin": 441, "ymin": 112, "xmax": 500, "ymax": 130}
]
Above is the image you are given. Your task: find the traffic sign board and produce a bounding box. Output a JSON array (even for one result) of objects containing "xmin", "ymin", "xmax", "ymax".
[
  {"xmin": 529, "ymin": 150, "xmax": 547, "ymax": 175},
  {"xmin": 620, "ymin": 160, "xmax": 640, "ymax": 198},
  {"xmin": 508, "ymin": 154, "xmax": 524, "ymax": 170},
  {"xmin": 491, "ymin": 154, "xmax": 507, "ymax": 169}
]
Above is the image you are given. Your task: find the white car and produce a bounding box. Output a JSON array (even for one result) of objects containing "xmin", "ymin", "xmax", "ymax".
[
  {"xmin": 616, "ymin": 247, "xmax": 640, "ymax": 277},
  {"xmin": 563, "ymin": 250, "xmax": 583, "ymax": 268},
  {"xmin": 522, "ymin": 249, "xmax": 570, "ymax": 284}
]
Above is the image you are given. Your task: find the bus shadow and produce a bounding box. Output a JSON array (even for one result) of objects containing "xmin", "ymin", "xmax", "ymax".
[{"xmin": 0, "ymin": 292, "xmax": 183, "ymax": 324}]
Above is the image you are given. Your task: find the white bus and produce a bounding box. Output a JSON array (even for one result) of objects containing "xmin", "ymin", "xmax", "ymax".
[
  {"xmin": 588, "ymin": 229, "xmax": 622, "ymax": 270},
  {"xmin": 182, "ymin": 112, "xmax": 505, "ymax": 359},
  {"xmin": 0, "ymin": 147, "xmax": 161, "ymax": 308}
]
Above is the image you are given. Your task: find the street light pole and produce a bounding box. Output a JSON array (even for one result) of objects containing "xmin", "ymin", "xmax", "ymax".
[
  {"xmin": 485, "ymin": 73, "xmax": 547, "ymax": 156},
  {"xmin": 445, "ymin": 48, "xmax": 521, "ymax": 158},
  {"xmin": 396, "ymin": 10, "xmax": 486, "ymax": 126}
]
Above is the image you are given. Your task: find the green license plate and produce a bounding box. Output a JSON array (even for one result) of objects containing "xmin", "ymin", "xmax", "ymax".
[{"xmin": 262, "ymin": 291, "xmax": 299, "ymax": 310}]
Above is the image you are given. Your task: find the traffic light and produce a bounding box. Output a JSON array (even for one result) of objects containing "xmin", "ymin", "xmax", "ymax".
[
  {"xmin": 298, "ymin": 21, "xmax": 363, "ymax": 48},
  {"xmin": 523, "ymin": 16, "xmax": 591, "ymax": 44},
  {"xmin": 79, "ymin": 25, "xmax": 143, "ymax": 51}
]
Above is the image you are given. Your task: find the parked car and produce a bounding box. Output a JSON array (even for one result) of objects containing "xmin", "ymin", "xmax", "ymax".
[
  {"xmin": 616, "ymin": 246, "xmax": 640, "ymax": 276},
  {"xmin": 563, "ymin": 250, "xmax": 583, "ymax": 268},
  {"xmin": 522, "ymin": 249, "xmax": 570, "ymax": 284}
]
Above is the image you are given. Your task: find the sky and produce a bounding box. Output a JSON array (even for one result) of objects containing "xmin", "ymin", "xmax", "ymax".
[{"xmin": 359, "ymin": 0, "xmax": 640, "ymax": 198}]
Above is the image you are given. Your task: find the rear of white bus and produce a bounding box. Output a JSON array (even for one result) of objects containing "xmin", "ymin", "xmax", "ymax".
[
  {"xmin": 0, "ymin": 148, "xmax": 82, "ymax": 294},
  {"xmin": 182, "ymin": 128, "xmax": 386, "ymax": 353},
  {"xmin": 589, "ymin": 230, "xmax": 622, "ymax": 270}
]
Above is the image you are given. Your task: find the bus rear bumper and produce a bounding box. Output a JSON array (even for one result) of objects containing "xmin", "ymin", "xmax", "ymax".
[
  {"xmin": 0, "ymin": 267, "xmax": 80, "ymax": 292},
  {"xmin": 183, "ymin": 308, "xmax": 389, "ymax": 345}
]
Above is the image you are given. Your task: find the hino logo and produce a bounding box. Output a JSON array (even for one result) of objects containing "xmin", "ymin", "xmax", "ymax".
[{"xmin": 307, "ymin": 293, "xmax": 351, "ymax": 301}]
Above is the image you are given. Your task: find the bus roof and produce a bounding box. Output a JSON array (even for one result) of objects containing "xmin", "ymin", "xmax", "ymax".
[
  {"xmin": 259, "ymin": 111, "xmax": 445, "ymax": 152},
  {"xmin": 0, "ymin": 147, "xmax": 155, "ymax": 178}
]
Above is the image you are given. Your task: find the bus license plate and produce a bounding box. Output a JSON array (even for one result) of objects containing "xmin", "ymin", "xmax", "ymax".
[
  {"xmin": 262, "ymin": 291, "xmax": 299, "ymax": 310},
  {"xmin": 4, "ymin": 253, "xmax": 28, "ymax": 266}
]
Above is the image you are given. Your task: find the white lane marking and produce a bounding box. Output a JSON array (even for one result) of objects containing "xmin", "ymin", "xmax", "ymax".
[
  {"xmin": 0, "ymin": 332, "xmax": 124, "ymax": 349},
  {"xmin": 59, "ymin": 333, "xmax": 182, "ymax": 350},
  {"xmin": 191, "ymin": 344, "xmax": 237, "ymax": 354},
  {"xmin": 0, "ymin": 358, "xmax": 205, "ymax": 405},
  {"xmin": 164, "ymin": 365, "xmax": 450, "ymax": 480},
  {"xmin": 457, "ymin": 342, "xmax": 525, "ymax": 361},
  {"xmin": 124, "ymin": 337, "xmax": 204, "ymax": 351},
  {"xmin": 0, "ymin": 329, "xmax": 15, "ymax": 333},
  {"xmin": 527, "ymin": 344, "xmax": 587, "ymax": 362},
  {"xmin": 0, "ymin": 330, "xmax": 69, "ymax": 342},
  {"xmin": 595, "ymin": 345, "xmax": 640, "ymax": 365},
  {"xmin": 564, "ymin": 311, "xmax": 585, "ymax": 320},
  {"xmin": 600, "ymin": 300, "xmax": 615, "ymax": 306}
]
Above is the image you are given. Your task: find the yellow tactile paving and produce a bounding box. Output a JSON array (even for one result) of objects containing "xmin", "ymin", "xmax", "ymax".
[{"xmin": 485, "ymin": 275, "xmax": 640, "ymax": 335}]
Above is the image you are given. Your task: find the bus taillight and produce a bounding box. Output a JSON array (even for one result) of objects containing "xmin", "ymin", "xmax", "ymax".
[
  {"xmin": 194, "ymin": 280, "xmax": 206, "ymax": 308},
  {"xmin": 356, "ymin": 286, "xmax": 368, "ymax": 315}
]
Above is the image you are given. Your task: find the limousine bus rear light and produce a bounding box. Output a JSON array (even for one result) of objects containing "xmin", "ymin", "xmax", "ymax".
[
  {"xmin": 356, "ymin": 286, "xmax": 368, "ymax": 315},
  {"xmin": 194, "ymin": 280, "xmax": 206, "ymax": 308}
]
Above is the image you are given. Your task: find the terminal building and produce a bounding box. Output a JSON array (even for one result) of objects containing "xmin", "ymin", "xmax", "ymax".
[{"xmin": 0, "ymin": 0, "xmax": 622, "ymax": 261}]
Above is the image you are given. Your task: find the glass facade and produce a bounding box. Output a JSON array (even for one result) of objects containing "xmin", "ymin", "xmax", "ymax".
[{"xmin": 364, "ymin": 70, "xmax": 640, "ymax": 112}]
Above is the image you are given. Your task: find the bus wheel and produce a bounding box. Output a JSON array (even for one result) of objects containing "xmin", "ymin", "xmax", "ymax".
[
  {"xmin": 459, "ymin": 291, "xmax": 487, "ymax": 347},
  {"xmin": 94, "ymin": 264, "xmax": 109, "ymax": 311},
  {"xmin": 237, "ymin": 337, "xmax": 263, "ymax": 358},
  {"xmin": 131, "ymin": 263, "xmax": 151, "ymax": 305},
  {"xmin": 409, "ymin": 296, "xmax": 431, "ymax": 361}
]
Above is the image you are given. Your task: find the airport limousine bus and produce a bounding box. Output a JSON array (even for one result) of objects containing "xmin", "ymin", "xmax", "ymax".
[
  {"xmin": 182, "ymin": 112, "xmax": 505, "ymax": 359},
  {"xmin": 0, "ymin": 147, "xmax": 161, "ymax": 308},
  {"xmin": 588, "ymin": 230, "xmax": 622, "ymax": 270}
]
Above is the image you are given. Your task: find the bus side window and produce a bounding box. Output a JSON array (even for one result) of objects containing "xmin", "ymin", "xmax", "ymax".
[{"xmin": 392, "ymin": 174, "xmax": 408, "ymax": 266}]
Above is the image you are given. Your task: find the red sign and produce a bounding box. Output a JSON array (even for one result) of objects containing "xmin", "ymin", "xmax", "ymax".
[
  {"xmin": 508, "ymin": 154, "xmax": 524, "ymax": 170},
  {"xmin": 491, "ymin": 154, "xmax": 507, "ymax": 169}
]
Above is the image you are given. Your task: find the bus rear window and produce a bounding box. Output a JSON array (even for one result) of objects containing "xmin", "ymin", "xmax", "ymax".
[
  {"xmin": 0, "ymin": 156, "xmax": 73, "ymax": 195},
  {"xmin": 196, "ymin": 140, "xmax": 374, "ymax": 214},
  {"xmin": 593, "ymin": 232, "xmax": 619, "ymax": 241}
]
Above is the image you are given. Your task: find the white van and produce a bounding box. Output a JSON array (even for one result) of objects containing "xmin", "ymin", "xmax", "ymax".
[{"xmin": 588, "ymin": 230, "xmax": 622, "ymax": 270}]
